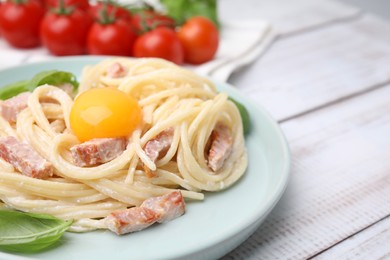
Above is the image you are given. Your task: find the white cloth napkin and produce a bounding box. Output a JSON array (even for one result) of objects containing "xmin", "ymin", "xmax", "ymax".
[{"xmin": 0, "ymin": 19, "xmax": 275, "ymax": 82}]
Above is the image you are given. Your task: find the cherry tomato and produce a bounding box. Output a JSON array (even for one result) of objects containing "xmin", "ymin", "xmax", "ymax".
[
  {"xmin": 0, "ymin": 0, "xmax": 44, "ymax": 48},
  {"xmin": 40, "ymin": 8, "xmax": 92, "ymax": 56},
  {"xmin": 88, "ymin": 2, "xmax": 131, "ymax": 22},
  {"xmin": 87, "ymin": 19, "xmax": 137, "ymax": 56},
  {"xmin": 133, "ymin": 27, "xmax": 184, "ymax": 65},
  {"xmin": 46, "ymin": 0, "xmax": 89, "ymax": 11},
  {"xmin": 131, "ymin": 10, "xmax": 175, "ymax": 34},
  {"xmin": 70, "ymin": 88, "xmax": 142, "ymax": 142},
  {"xmin": 177, "ymin": 16, "xmax": 219, "ymax": 64}
]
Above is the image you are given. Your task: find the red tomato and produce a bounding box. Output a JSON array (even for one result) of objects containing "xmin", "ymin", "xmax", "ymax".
[
  {"xmin": 87, "ymin": 19, "xmax": 137, "ymax": 56},
  {"xmin": 46, "ymin": 0, "xmax": 89, "ymax": 10},
  {"xmin": 177, "ymin": 16, "xmax": 219, "ymax": 64},
  {"xmin": 133, "ymin": 27, "xmax": 184, "ymax": 65},
  {"xmin": 40, "ymin": 8, "xmax": 92, "ymax": 56},
  {"xmin": 88, "ymin": 2, "xmax": 131, "ymax": 22},
  {"xmin": 131, "ymin": 10, "xmax": 175, "ymax": 34},
  {"xmin": 0, "ymin": 0, "xmax": 44, "ymax": 48}
]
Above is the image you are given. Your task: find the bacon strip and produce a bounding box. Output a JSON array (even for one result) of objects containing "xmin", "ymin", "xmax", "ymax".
[
  {"xmin": 1, "ymin": 92, "xmax": 30, "ymax": 123},
  {"xmin": 0, "ymin": 136, "xmax": 53, "ymax": 179},
  {"xmin": 141, "ymin": 190, "xmax": 185, "ymax": 223},
  {"xmin": 105, "ymin": 207, "xmax": 159, "ymax": 235},
  {"xmin": 57, "ymin": 83, "xmax": 74, "ymax": 97},
  {"xmin": 105, "ymin": 191, "xmax": 185, "ymax": 235},
  {"xmin": 207, "ymin": 123, "xmax": 233, "ymax": 172},
  {"xmin": 106, "ymin": 62, "xmax": 128, "ymax": 78},
  {"xmin": 71, "ymin": 137, "xmax": 127, "ymax": 167},
  {"xmin": 143, "ymin": 127, "xmax": 174, "ymax": 177}
]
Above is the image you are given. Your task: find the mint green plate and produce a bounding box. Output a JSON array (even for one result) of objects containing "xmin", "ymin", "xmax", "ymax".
[{"xmin": 0, "ymin": 57, "xmax": 290, "ymax": 260}]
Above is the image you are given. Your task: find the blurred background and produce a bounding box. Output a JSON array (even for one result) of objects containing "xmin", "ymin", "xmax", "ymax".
[{"xmin": 340, "ymin": 0, "xmax": 390, "ymax": 20}]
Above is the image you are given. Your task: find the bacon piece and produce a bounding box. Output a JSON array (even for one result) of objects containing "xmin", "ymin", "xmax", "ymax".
[
  {"xmin": 143, "ymin": 127, "xmax": 174, "ymax": 177},
  {"xmin": 106, "ymin": 62, "xmax": 128, "ymax": 78},
  {"xmin": 0, "ymin": 136, "xmax": 53, "ymax": 179},
  {"xmin": 1, "ymin": 92, "xmax": 30, "ymax": 123},
  {"xmin": 57, "ymin": 83, "xmax": 74, "ymax": 97},
  {"xmin": 70, "ymin": 137, "xmax": 126, "ymax": 167},
  {"xmin": 207, "ymin": 123, "xmax": 233, "ymax": 172},
  {"xmin": 105, "ymin": 207, "xmax": 160, "ymax": 235},
  {"xmin": 141, "ymin": 191, "xmax": 185, "ymax": 223},
  {"xmin": 105, "ymin": 191, "xmax": 186, "ymax": 235}
]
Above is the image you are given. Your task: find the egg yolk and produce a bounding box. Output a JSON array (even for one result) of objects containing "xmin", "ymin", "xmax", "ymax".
[{"xmin": 70, "ymin": 88, "xmax": 142, "ymax": 142}]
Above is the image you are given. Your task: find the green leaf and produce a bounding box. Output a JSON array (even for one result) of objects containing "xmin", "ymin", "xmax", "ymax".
[
  {"xmin": 28, "ymin": 70, "xmax": 79, "ymax": 92},
  {"xmin": 0, "ymin": 80, "xmax": 30, "ymax": 100},
  {"xmin": 0, "ymin": 210, "xmax": 72, "ymax": 253},
  {"xmin": 0, "ymin": 70, "xmax": 79, "ymax": 100},
  {"xmin": 161, "ymin": 0, "xmax": 219, "ymax": 27},
  {"xmin": 229, "ymin": 97, "xmax": 251, "ymax": 135}
]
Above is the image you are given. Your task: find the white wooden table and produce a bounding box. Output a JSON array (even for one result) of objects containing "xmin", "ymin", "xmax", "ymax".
[
  {"xmin": 220, "ymin": 0, "xmax": 390, "ymax": 258},
  {"xmin": 0, "ymin": 0, "xmax": 389, "ymax": 258}
]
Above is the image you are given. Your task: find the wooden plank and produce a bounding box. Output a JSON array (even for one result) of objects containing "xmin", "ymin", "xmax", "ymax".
[
  {"xmin": 223, "ymin": 85, "xmax": 390, "ymax": 259},
  {"xmin": 230, "ymin": 14, "xmax": 390, "ymax": 121},
  {"xmin": 219, "ymin": 0, "xmax": 360, "ymax": 34},
  {"xmin": 316, "ymin": 215, "xmax": 390, "ymax": 259}
]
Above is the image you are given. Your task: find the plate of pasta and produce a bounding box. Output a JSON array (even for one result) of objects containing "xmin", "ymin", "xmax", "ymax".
[{"xmin": 0, "ymin": 57, "xmax": 290, "ymax": 260}]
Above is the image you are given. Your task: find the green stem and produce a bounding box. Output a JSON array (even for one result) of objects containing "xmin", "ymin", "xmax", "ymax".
[
  {"xmin": 13, "ymin": 0, "xmax": 27, "ymax": 5},
  {"xmin": 99, "ymin": 1, "xmax": 115, "ymax": 25},
  {"xmin": 55, "ymin": 0, "xmax": 73, "ymax": 15},
  {"xmin": 59, "ymin": 0, "xmax": 65, "ymax": 13}
]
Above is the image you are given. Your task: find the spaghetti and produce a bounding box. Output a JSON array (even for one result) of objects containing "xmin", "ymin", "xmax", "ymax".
[{"xmin": 0, "ymin": 58, "xmax": 247, "ymax": 232}]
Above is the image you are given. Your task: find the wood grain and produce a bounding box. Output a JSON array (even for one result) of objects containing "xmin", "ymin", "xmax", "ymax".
[
  {"xmin": 315, "ymin": 215, "xmax": 390, "ymax": 259},
  {"xmin": 219, "ymin": 0, "xmax": 360, "ymax": 34},
  {"xmin": 230, "ymin": 14, "xmax": 390, "ymax": 121},
  {"xmin": 223, "ymin": 85, "xmax": 390, "ymax": 259}
]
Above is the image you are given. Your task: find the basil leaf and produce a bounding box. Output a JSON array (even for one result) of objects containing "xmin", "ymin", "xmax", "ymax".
[
  {"xmin": 0, "ymin": 70, "xmax": 79, "ymax": 100},
  {"xmin": 0, "ymin": 210, "xmax": 72, "ymax": 253},
  {"xmin": 28, "ymin": 70, "xmax": 79, "ymax": 92},
  {"xmin": 0, "ymin": 80, "xmax": 30, "ymax": 100},
  {"xmin": 161, "ymin": 0, "xmax": 219, "ymax": 27},
  {"xmin": 229, "ymin": 97, "xmax": 251, "ymax": 135}
]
